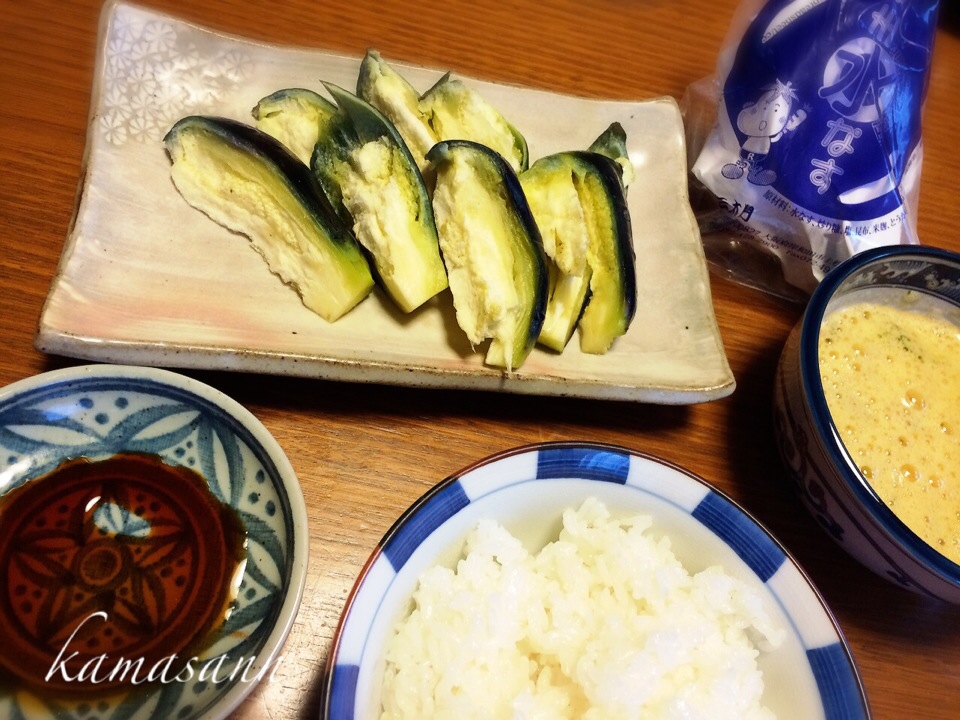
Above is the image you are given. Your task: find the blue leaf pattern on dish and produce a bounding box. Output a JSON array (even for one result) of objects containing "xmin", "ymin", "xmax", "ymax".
[{"xmin": 0, "ymin": 376, "xmax": 296, "ymax": 720}]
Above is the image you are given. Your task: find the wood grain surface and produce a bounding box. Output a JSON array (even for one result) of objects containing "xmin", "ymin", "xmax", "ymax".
[{"xmin": 2, "ymin": 0, "xmax": 960, "ymax": 717}]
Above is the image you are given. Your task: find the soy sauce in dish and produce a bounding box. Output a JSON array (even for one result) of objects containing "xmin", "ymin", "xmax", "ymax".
[{"xmin": 0, "ymin": 453, "xmax": 247, "ymax": 698}]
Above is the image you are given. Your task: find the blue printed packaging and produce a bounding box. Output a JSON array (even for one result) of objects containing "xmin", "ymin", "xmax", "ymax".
[{"xmin": 692, "ymin": 0, "xmax": 940, "ymax": 293}]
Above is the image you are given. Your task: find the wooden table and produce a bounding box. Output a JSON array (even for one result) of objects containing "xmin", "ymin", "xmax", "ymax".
[{"xmin": 3, "ymin": 0, "xmax": 959, "ymax": 717}]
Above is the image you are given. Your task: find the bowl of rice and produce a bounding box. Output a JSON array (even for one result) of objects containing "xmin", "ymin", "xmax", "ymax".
[{"xmin": 323, "ymin": 442, "xmax": 867, "ymax": 720}]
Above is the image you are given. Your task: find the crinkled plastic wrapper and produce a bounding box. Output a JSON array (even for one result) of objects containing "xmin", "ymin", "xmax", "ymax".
[{"xmin": 687, "ymin": 0, "xmax": 940, "ymax": 299}]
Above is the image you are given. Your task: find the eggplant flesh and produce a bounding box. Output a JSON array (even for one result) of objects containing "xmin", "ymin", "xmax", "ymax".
[
  {"xmin": 312, "ymin": 83, "xmax": 448, "ymax": 313},
  {"xmin": 421, "ymin": 75, "xmax": 529, "ymax": 174},
  {"xmin": 357, "ymin": 50, "xmax": 436, "ymax": 171},
  {"xmin": 163, "ymin": 116, "xmax": 374, "ymax": 322},
  {"xmin": 427, "ymin": 140, "xmax": 547, "ymax": 371},
  {"xmin": 520, "ymin": 155, "xmax": 591, "ymax": 278},
  {"xmin": 252, "ymin": 88, "xmax": 338, "ymax": 166},
  {"xmin": 538, "ymin": 263, "xmax": 592, "ymax": 352},
  {"xmin": 520, "ymin": 154, "xmax": 591, "ymax": 352}
]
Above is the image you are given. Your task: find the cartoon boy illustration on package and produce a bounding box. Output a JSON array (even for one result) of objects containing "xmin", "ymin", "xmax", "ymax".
[{"xmin": 722, "ymin": 79, "xmax": 807, "ymax": 185}]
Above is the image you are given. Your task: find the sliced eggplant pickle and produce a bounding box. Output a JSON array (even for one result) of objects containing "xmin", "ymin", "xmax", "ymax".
[
  {"xmin": 521, "ymin": 150, "xmax": 636, "ymax": 354},
  {"xmin": 311, "ymin": 83, "xmax": 448, "ymax": 313},
  {"xmin": 574, "ymin": 151, "xmax": 637, "ymax": 354},
  {"xmin": 359, "ymin": 51, "xmax": 529, "ymax": 175},
  {"xmin": 357, "ymin": 50, "xmax": 437, "ymax": 171},
  {"xmin": 251, "ymin": 88, "xmax": 338, "ymax": 166},
  {"xmin": 519, "ymin": 153, "xmax": 592, "ymax": 352},
  {"xmin": 427, "ymin": 139, "xmax": 547, "ymax": 371},
  {"xmin": 163, "ymin": 116, "xmax": 374, "ymax": 322}
]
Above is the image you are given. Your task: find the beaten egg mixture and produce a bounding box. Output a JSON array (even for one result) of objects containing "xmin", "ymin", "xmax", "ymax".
[{"xmin": 820, "ymin": 297, "xmax": 960, "ymax": 564}]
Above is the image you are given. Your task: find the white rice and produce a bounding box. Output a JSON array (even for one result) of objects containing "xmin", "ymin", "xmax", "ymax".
[{"xmin": 380, "ymin": 497, "xmax": 784, "ymax": 720}]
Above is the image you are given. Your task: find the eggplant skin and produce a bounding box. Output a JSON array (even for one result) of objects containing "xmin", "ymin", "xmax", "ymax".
[
  {"xmin": 588, "ymin": 122, "xmax": 635, "ymax": 188},
  {"xmin": 164, "ymin": 115, "xmax": 374, "ymax": 322},
  {"xmin": 427, "ymin": 139, "xmax": 547, "ymax": 371}
]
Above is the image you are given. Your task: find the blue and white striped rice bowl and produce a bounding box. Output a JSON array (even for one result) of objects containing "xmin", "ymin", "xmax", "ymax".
[{"xmin": 324, "ymin": 442, "xmax": 867, "ymax": 720}]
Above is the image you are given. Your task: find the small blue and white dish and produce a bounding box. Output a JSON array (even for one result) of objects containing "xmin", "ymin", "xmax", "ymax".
[
  {"xmin": 0, "ymin": 364, "xmax": 308, "ymax": 719},
  {"xmin": 323, "ymin": 442, "xmax": 867, "ymax": 720},
  {"xmin": 775, "ymin": 245, "xmax": 960, "ymax": 602}
]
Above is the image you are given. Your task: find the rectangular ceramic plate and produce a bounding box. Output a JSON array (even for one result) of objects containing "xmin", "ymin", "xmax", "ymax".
[{"xmin": 37, "ymin": 0, "xmax": 735, "ymax": 404}]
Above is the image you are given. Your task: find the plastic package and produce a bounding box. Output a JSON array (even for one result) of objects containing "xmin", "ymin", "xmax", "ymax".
[{"xmin": 687, "ymin": 0, "xmax": 940, "ymax": 299}]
